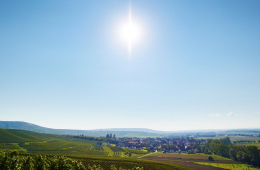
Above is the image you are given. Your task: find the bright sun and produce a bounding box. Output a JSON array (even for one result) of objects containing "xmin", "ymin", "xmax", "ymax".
[{"xmin": 119, "ymin": 10, "xmax": 141, "ymax": 55}]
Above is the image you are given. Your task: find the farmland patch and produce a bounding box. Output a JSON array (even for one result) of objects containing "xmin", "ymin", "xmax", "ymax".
[
  {"xmin": 194, "ymin": 162, "xmax": 259, "ymax": 170},
  {"xmin": 142, "ymin": 153, "xmax": 240, "ymax": 170}
]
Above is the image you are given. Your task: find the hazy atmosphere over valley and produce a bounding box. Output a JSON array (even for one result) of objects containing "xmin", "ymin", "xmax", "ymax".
[{"xmin": 1, "ymin": 0, "xmax": 260, "ymax": 131}]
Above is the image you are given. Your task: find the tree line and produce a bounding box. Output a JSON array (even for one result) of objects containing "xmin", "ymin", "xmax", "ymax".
[
  {"xmin": 200, "ymin": 137, "xmax": 260, "ymax": 167},
  {"xmin": 233, "ymin": 140, "xmax": 260, "ymax": 144},
  {"xmin": 106, "ymin": 134, "xmax": 115, "ymax": 138}
]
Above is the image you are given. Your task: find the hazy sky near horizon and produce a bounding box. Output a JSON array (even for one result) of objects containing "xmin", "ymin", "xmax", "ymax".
[{"xmin": 1, "ymin": 0, "xmax": 260, "ymax": 131}]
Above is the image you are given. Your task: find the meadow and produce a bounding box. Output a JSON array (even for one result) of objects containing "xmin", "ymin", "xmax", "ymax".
[{"xmin": 194, "ymin": 162, "xmax": 259, "ymax": 170}]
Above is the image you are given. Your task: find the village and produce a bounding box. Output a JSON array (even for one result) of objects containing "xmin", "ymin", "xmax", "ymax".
[{"xmin": 97, "ymin": 135, "xmax": 207, "ymax": 153}]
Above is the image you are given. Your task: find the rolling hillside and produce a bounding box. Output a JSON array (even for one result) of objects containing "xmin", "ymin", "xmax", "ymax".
[
  {"xmin": 0, "ymin": 129, "xmax": 147, "ymax": 158},
  {"xmin": 0, "ymin": 121, "xmax": 164, "ymax": 137}
]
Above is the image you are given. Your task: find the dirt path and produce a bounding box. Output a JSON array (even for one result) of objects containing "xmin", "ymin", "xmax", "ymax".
[{"xmin": 138, "ymin": 150, "xmax": 157, "ymax": 158}]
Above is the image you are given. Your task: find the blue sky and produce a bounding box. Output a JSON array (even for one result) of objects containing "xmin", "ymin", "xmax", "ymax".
[{"xmin": 1, "ymin": 0, "xmax": 260, "ymax": 131}]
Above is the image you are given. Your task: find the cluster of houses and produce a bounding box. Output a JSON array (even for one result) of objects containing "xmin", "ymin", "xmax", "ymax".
[{"xmin": 98, "ymin": 137, "xmax": 207, "ymax": 153}]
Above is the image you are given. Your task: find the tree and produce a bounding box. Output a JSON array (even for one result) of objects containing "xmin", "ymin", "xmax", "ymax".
[
  {"xmin": 229, "ymin": 149, "xmax": 236, "ymax": 161},
  {"xmin": 201, "ymin": 146, "xmax": 205, "ymax": 153},
  {"xmin": 208, "ymin": 156, "xmax": 214, "ymax": 161},
  {"xmin": 209, "ymin": 142, "xmax": 218, "ymax": 153},
  {"xmin": 242, "ymin": 152, "xmax": 250, "ymax": 164},
  {"xmin": 247, "ymin": 145, "xmax": 260, "ymax": 166},
  {"xmin": 219, "ymin": 137, "xmax": 232, "ymax": 145},
  {"xmin": 217, "ymin": 144, "xmax": 230, "ymax": 158},
  {"xmin": 236, "ymin": 151, "xmax": 243, "ymax": 162},
  {"xmin": 205, "ymin": 148, "xmax": 209, "ymax": 154}
]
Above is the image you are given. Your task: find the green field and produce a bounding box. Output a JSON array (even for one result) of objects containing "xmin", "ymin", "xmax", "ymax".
[
  {"xmin": 235, "ymin": 143, "xmax": 260, "ymax": 149},
  {"xmin": 230, "ymin": 136, "xmax": 260, "ymax": 141},
  {"xmin": 194, "ymin": 162, "xmax": 259, "ymax": 170}
]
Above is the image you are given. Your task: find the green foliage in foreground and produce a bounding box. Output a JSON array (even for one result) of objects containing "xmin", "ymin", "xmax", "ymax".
[
  {"xmin": 0, "ymin": 150, "xmax": 85, "ymax": 170},
  {"xmin": 194, "ymin": 162, "xmax": 259, "ymax": 170},
  {"xmin": 1, "ymin": 150, "xmax": 192, "ymax": 170},
  {"xmin": 88, "ymin": 165, "xmax": 143, "ymax": 170},
  {"xmin": 0, "ymin": 150, "xmax": 145, "ymax": 170}
]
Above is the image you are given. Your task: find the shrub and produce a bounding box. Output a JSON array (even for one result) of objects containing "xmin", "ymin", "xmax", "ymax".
[{"xmin": 208, "ymin": 156, "xmax": 214, "ymax": 161}]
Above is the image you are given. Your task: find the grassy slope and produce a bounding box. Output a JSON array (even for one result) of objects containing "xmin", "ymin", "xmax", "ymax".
[{"xmin": 0, "ymin": 129, "xmax": 56, "ymax": 143}]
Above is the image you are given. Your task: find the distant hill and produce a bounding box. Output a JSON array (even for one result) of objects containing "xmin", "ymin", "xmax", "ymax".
[
  {"xmin": 0, "ymin": 121, "xmax": 165, "ymax": 137},
  {"xmin": 93, "ymin": 128, "xmax": 171, "ymax": 134}
]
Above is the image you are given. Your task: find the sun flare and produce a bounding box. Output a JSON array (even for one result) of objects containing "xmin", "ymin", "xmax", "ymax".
[{"xmin": 119, "ymin": 9, "xmax": 141, "ymax": 55}]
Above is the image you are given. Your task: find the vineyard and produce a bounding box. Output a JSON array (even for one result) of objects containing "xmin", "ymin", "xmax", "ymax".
[
  {"xmin": 0, "ymin": 129, "xmax": 149, "ymax": 158},
  {"xmin": 124, "ymin": 149, "xmax": 147, "ymax": 154},
  {"xmin": 0, "ymin": 129, "xmax": 52, "ymax": 143},
  {"xmin": 102, "ymin": 146, "xmax": 114, "ymax": 156},
  {"xmin": 0, "ymin": 150, "xmax": 147, "ymax": 170},
  {"xmin": 0, "ymin": 150, "xmax": 193, "ymax": 170}
]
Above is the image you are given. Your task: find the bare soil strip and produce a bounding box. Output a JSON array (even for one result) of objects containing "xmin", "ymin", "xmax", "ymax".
[{"xmin": 138, "ymin": 150, "xmax": 157, "ymax": 158}]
